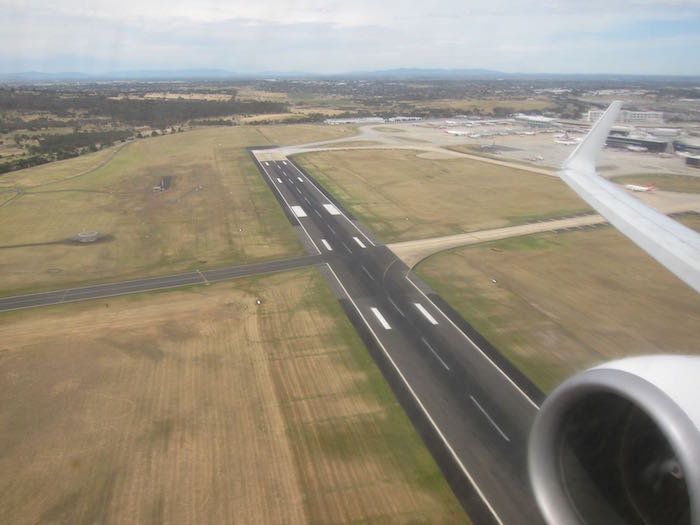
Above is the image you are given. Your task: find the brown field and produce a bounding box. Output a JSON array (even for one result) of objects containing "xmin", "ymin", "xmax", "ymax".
[
  {"xmin": 416, "ymin": 218, "xmax": 700, "ymax": 393},
  {"xmin": 294, "ymin": 149, "xmax": 590, "ymax": 243},
  {"xmin": 0, "ymin": 268, "xmax": 467, "ymax": 524},
  {"xmin": 0, "ymin": 124, "xmax": 356, "ymax": 295}
]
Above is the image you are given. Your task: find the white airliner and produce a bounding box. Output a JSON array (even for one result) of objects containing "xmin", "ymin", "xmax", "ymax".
[
  {"xmin": 624, "ymin": 182, "xmax": 656, "ymax": 192},
  {"xmin": 441, "ymin": 128, "xmax": 471, "ymax": 136},
  {"xmin": 554, "ymin": 131, "xmax": 581, "ymax": 146}
]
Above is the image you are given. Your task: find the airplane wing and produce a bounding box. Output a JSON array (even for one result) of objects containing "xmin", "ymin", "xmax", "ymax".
[{"xmin": 558, "ymin": 101, "xmax": 700, "ymax": 293}]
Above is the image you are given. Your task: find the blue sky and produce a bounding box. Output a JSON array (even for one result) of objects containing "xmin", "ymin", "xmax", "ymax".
[{"xmin": 1, "ymin": 0, "xmax": 699, "ymax": 75}]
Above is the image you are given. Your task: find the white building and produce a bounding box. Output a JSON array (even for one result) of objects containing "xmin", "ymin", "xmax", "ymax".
[{"xmin": 588, "ymin": 110, "xmax": 663, "ymax": 124}]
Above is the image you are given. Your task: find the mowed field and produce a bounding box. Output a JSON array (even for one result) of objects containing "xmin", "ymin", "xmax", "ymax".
[
  {"xmin": 0, "ymin": 268, "xmax": 467, "ymax": 524},
  {"xmin": 416, "ymin": 215, "xmax": 700, "ymax": 393},
  {"xmin": 0, "ymin": 124, "xmax": 355, "ymax": 295},
  {"xmin": 294, "ymin": 149, "xmax": 590, "ymax": 243}
]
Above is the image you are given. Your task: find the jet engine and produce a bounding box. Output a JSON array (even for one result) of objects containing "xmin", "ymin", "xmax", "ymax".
[{"xmin": 529, "ymin": 356, "xmax": 700, "ymax": 525}]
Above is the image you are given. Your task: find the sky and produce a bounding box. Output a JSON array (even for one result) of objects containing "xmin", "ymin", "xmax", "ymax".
[{"xmin": 1, "ymin": 0, "xmax": 699, "ymax": 75}]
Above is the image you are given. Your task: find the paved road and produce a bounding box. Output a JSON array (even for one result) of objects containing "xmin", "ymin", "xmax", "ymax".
[
  {"xmin": 252, "ymin": 154, "xmax": 546, "ymax": 525},
  {"xmin": 0, "ymin": 255, "xmax": 322, "ymax": 312}
]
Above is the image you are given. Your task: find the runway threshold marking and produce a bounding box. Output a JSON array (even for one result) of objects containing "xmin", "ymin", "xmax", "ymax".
[
  {"xmin": 291, "ymin": 205, "xmax": 307, "ymax": 218},
  {"xmin": 353, "ymin": 236, "xmax": 367, "ymax": 248},
  {"xmin": 323, "ymin": 203, "xmax": 341, "ymax": 216},
  {"xmin": 388, "ymin": 296, "xmax": 405, "ymax": 317},
  {"xmin": 361, "ymin": 265, "xmax": 375, "ymax": 281},
  {"xmin": 421, "ymin": 337, "xmax": 450, "ymax": 371},
  {"xmin": 321, "ymin": 239, "xmax": 333, "ymax": 251},
  {"xmin": 370, "ymin": 307, "xmax": 392, "ymax": 330},
  {"xmin": 323, "ymin": 263, "xmax": 504, "ymax": 525},
  {"xmin": 414, "ymin": 303, "xmax": 439, "ymax": 325},
  {"xmin": 470, "ymin": 395, "xmax": 511, "ymax": 442}
]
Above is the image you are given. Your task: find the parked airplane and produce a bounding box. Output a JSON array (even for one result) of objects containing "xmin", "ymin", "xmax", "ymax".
[
  {"xmin": 554, "ymin": 131, "xmax": 581, "ymax": 145},
  {"xmin": 625, "ymin": 182, "xmax": 656, "ymax": 192},
  {"xmin": 441, "ymin": 128, "xmax": 470, "ymax": 136}
]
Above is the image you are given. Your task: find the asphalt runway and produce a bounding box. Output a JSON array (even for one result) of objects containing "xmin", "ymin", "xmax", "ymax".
[{"xmin": 253, "ymin": 155, "xmax": 546, "ymax": 525}]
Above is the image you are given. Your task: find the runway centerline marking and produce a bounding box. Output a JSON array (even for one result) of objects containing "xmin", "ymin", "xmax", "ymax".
[
  {"xmin": 388, "ymin": 296, "xmax": 405, "ymax": 317},
  {"xmin": 264, "ymin": 162, "xmax": 269, "ymax": 166},
  {"xmin": 327, "ymin": 225, "xmax": 336, "ymax": 235},
  {"xmin": 323, "ymin": 203, "xmax": 341, "ymax": 216},
  {"xmin": 353, "ymin": 236, "xmax": 367, "ymax": 248},
  {"xmin": 421, "ymin": 337, "xmax": 450, "ymax": 371},
  {"xmin": 296, "ymin": 187, "xmax": 302, "ymax": 194},
  {"xmin": 297, "ymin": 176, "xmax": 304, "ymax": 182},
  {"xmin": 291, "ymin": 205, "xmax": 307, "ymax": 218},
  {"xmin": 304, "ymin": 197, "xmax": 310, "ymax": 204},
  {"xmin": 470, "ymin": 396, "xmax": 511, "ymax": 442},
  {"xmin": 370, "ymin": 307, "xmax": 392, "ymax": 330},
  {"xmin": 414, "ymin": 303, "xmax": 439, "ymax": 325},
  {"xmin": 276, "ymin": 177, "xmax": 282, "ymax": 183},
  {"xmin": 341, "ymin": 241, "xmax": 352, "ymax": 254},
  {"xmin": 313, "ymin": 209, "xmax": 322, "ymax": 218},
  {"xmin": 361, "ymin": 265, "xmax": 375, "ymax": 281},
  {"xmin": 321, "ymin": 239, "xmax": 333, "ymax": 251},
  {"xmin": 282, "ymin": 160, "xmax": 287, "ymax": 165},
  {"xmin": 322, "ymin": 263, "xmax": 504, "ymax": 525}
]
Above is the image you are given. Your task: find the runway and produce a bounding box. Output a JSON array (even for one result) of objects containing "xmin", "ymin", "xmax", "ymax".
[{"xmin": 252, "ymin": 154, "xmax": 546, "ymax": 525}]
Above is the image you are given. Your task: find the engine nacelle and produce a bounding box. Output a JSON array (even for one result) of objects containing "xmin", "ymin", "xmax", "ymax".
[{"xmin": 529, "ymin": 355, "xmax": 700, "ymax": 525}]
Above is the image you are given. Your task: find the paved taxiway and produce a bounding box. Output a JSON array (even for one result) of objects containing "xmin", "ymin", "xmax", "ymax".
[
  {"xmin": 253, "ymin": 155, "xmax": 545, "ymax": 525},
  {"xmin": 0, "ymin": 255, "xmax": 321, "ymax": 312}
]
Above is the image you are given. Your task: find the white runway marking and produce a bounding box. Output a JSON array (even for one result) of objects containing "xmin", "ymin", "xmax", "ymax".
[
  {"xmin": 304, "ymin": 197, "xmax": 310, "ymax": 204},
  {"xmin": 341, "ymin": 241, "xmax": 352, "ymax": 254},
  {"xmin": 314, "ymin": 209, "xmax": 322, "ymax": 218},
  {"xmin": 323, "ymin": 203, "xmax": 341, "ymax": 216},
  {"xmin": 414, "ymin": 303, "xmax": 439, "ymax": 325},
  {"xmin": 264, "ymin": 162, "xmax": 269, "ymax": 166},
  {"xmin": 297, "ymin": 177, "xmax": 304, "ymax": 182},
  {"xmin": 296, "ymin": 188, "xmax": 302, "ymax": 194},
  {"xmin": 388, "ymin": 297, "xmax": 405, "ymax": 317},
  {"xmin": 353, "ymin": 236, "xmax": 366, "ymax": 248},
  {"xmin": 321, "ymin": 239, "xmax": 333, "ymax": 251},
  {"xmin": 361, "ymin": 265, "xmax": 375, "ymax": 281},
  {"xmin": 282, "ymin": 161, "xmax": 287, "ymax": 165},
  {"xmin": 371, "ymin": 307, "xmax": 392, "ymax": 330},
  {"xmin": 470, "ymin": 396, "xmax": 511, "ymax": 442},
  {"xmin": 291, "ymin": 206, "xmax": 307, "ymax": 218},
  {"xmin": 327, "ymin": 225, "xmax": 336, "ymax": 235},
  {"xmin": 421, "ymin": 337, "xmax": 450, "ymax": 371},
  {"xmin": 277, "ymin": 178, "xmax": 282, "ymax": 183}
]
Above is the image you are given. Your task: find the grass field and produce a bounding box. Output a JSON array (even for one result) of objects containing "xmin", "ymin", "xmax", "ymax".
[
  {"xmin": 0, "ymin": 268, "xmax": 467, "ymax": 524},
  {"xmin": 0, "ymin": 124, "xmax": 355, "ymax": 295},
  {"xmin": 611, "ymin": 174, "xmax": 700, "ymax": 193},
  {"xmin": 294, "ymin": 149, "xmax": 590, "ymax": 243},
  {"xmin": 416, "ymin": 216, "xmax": 700, "ymax": 393}
]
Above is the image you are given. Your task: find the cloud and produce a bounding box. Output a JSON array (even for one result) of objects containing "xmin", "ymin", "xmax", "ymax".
[{"xmin": 1, "ymin": 1, "xmax": 699, "ymax": 74}]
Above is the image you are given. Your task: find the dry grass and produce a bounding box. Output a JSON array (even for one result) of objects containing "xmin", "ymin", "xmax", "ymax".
[
  {"xmin": 294, "ymin": 149, "xmax": 590, "ymax": 243},
  {"xmin": 0, "ymin": 125, "xmax": 355, "ymax": 295},
  {"xmin": 416, "ymin": 220, "xmax": 700, "ymax": 393},
  {"xmin": 0, "ymin": 268, "xmax": 467, "ymax": 524}
]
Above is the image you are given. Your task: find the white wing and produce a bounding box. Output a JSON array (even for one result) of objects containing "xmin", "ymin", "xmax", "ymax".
[{"xmin": 558, "ymin": 101, "xmax": 700, "ymax": 293}]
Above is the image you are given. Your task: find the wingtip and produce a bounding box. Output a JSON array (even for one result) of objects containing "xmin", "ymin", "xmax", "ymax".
[{"xmin": 562, "ymin": 100, "xmax": 622, "ymax": 175}]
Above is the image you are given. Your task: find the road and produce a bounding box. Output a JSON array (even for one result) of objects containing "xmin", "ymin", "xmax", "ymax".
[{"xmin": 252, "ymin": 154, "xmax": 546, "ymax": 525}]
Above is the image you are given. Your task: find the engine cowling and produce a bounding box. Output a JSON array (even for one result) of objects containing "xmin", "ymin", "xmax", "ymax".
[{"xmin": 529, "ymin": 355, "xmax": 700, "ymax": 525}]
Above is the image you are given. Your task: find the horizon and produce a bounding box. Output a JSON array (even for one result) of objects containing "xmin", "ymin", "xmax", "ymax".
[{"xmin": 1, "ymin": 1, "xmax": 699, "ymax": 77}]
